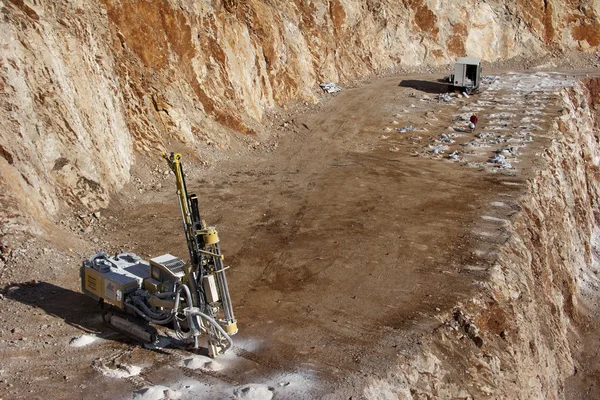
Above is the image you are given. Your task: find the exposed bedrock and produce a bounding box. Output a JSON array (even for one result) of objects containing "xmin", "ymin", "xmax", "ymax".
[
  {"xmin": 360, "ymin": 79, "xmax": 600, "ymax": 399},
  {"xmin": 1, "ymin": 0, "xmax": 600, "ymax": 230}
]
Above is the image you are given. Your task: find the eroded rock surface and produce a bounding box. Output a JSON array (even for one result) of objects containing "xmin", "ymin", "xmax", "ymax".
[{"xmin": 1, "ymin": 0, "xmax": 600, "ymax": 233}]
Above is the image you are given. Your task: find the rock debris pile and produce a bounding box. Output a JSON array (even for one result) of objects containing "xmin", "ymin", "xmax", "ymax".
[{"xmin": 416, "ymin": 73, "xmax": 573, "ymax": 173}]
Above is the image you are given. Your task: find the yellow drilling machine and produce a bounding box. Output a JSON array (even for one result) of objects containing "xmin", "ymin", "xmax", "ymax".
[{"xmin": 80, "ymin": 153, "xmax": 237, "ymax": 357}]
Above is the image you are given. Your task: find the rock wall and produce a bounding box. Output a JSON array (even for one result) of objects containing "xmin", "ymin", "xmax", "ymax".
[
  {"xmin": 361, "ymin": 79, "xmax": 600, "ymax": 399},
  {"xmin": 1, "ymin": 0, "xmax": 600, "ymax": 232}
]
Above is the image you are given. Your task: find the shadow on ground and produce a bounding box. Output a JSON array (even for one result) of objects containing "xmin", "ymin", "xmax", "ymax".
[
  {"xmin": 3, "ymin": 281, "xmax": 149, "ymax": 345},
  {"xmin": 399, "ymin": 79, "xmax": 450, "ymax": 93},
  {"xmin": 3, "ymin": 281, "xmax": 104, "ymax": 331},
  {"xmin": 3, "ymin": 281, "xmax": 212, "ymax": 356}
]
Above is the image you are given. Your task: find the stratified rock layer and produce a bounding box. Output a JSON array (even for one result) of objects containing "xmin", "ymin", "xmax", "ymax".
[{"xmin": 1, "ymin": 0, "xmax": 599, "ymax": 227}]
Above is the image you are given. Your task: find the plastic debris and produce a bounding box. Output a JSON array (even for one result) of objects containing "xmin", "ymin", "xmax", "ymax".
[
  {"xmin": 438, "ymin": 93, "xmax": 453, "ymax": 102},
  {"xmin": 488, "ymin": 154, "xmax": 512, "ymax": 168},
  {"xmin": 429, "ymin": 144, "xmax": 449, "ymax": 155},
  {"xmin": 448, "ymin": 151, "xmax": 460, "ymax": 160},
  {"xmin": 489, "ymin": 154, "xmax": 506, "ymax": 163},
  {"xmin": 397, "ymin": 125, "xmax": 415, "ymax": 133},
  {"xmin": 438, "ymin": 133, "xmax": 455, "ymax": 144},
  {"xmin": 481, "ymin": 76, "xmax": 501, "ymax": 84},
  {"xmin": 319, "ymin": 82, "xmax": 341, "ymax": 93},
  {"xmin": 496, "ymin": 147, "xmax": 520, "ymax": 156}
]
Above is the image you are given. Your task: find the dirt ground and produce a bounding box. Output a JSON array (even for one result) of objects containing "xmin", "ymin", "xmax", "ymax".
[{"xmin": 0, "ymin": 71, "xmax": 589, "ymax": 399}]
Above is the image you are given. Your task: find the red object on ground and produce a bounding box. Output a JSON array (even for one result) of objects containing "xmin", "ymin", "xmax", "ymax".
[{"xmin": 470, "ymin": 114, "xmax": 478, "ymax": 125}]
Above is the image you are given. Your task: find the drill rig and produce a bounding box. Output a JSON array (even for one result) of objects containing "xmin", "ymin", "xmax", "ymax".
[{"xmin": 80, "ymin": 153, "xmax": 237, "ymax": 356}]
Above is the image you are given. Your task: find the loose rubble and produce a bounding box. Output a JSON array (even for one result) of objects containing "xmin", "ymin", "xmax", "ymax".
[{"xmin": 319, "ymin": 82, "xmax": 342, "ymax": 93}]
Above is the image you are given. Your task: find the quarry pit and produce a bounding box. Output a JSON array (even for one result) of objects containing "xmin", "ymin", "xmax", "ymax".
[{"xmin": 2, "ymin": 70, "xmax": 600, "ymax": 400}]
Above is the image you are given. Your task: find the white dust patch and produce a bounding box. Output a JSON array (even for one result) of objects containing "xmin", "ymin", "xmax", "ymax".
[
  {"xmin": 233, "ymin": 385, "xmax": 274, "ymax": 400},
  {"xmin": 482, "ymin": 215, "xmax": 509, "ymax": 224},
  {"xmin": 500, "ymin": 181, "xmax": 523, "ymax": 186},
  {"xmin": 181, "ymin": 355, "xmax": 223, "ymax": 371},
  {"xmin": 133, "ymin": 386, "xmax": 181, "ymax": 400},
  {"xmin": 69, "ymin": 334, "xmax": 98, "ymax": 347},
  {"xmin": 96, "ymin": 363, "xmax": 142, "ymax": 379},
  {"xmin": 472, "ymin": 230, "xmax": 494, "ymax": 238},
  {"xmin": 129, "ymin": 340, "xmax": 317, "ymax": 399},
  {"xmin": 154, "ymin": 380, "xmax": 219, "ymax": 400}
]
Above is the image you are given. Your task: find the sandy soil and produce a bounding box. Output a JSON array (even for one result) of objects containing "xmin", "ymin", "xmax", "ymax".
[{"xmin": 0, "ymin": 71, "xmax": 590, "ymax": 399}]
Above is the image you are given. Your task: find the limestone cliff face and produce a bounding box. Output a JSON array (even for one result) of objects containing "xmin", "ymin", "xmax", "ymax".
[{"xmin": 1, "ymin": 0, "xmax": 600, "ymax": 231}]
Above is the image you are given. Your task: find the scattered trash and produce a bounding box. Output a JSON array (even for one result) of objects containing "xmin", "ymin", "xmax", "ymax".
[
  {"xmin": 461, "ymin": 92, "xmax": 470, "ymax": 98},
  {"xmin": 495, "ymin": 147, "xmax": 520, "ymax": 156},
  {"xmin": 488, "ymin": 154, "xmax": 512, "ymax": 168},
  {"xmin": 397, "ymin": 126, "xmax": 415, "ymax": 133},
  {"xmin": 481, "ymin": 75, "xmax": 501, "ymax": 84},
  {"xmin": 389, "ymin": 147, "xmax": 400, "ymax": 152},
  {"xmin": 489, "ymin": 154, "xmax": 505, "ymax": 163},
  {"xmin": 460, "ymin": 140, "xmax": 483, "ymax": 147},
  {"xmin": 319, "ymin": 82, "xmax": 341, "ymax": 93},
  {"xmin": 438, "ymin": 93, "xmax": 453, "ymax": 102},
  {"xmin": 451, "ymin": 126, "xmax": 469, "ymax": 132},
  {"xmin": 486, "ymin": 137, "xmax": 506, "ymax": 145},
  {"xmin": 429, "ymin": 144, "xmax": 449, "ymax": 155},
  {"xmin": 438, "ymin": 133, "xmax": 455, "ymax": 144},
  {"xmin": 448, "ymin": 151, "xmax": 460, "ymax": 160}
]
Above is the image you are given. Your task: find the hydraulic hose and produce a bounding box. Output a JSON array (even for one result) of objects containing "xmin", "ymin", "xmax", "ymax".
[
  {"xmin": 173, "ymin": 284, "xmax": 195, "ymax": 339},
  {"xmin": 134, "ymin": 298, "xmax": 173, "ymax": 323},
  {"xmin": 125, "ymin": 302, "xmax": 174, "ymax": 325},
  {"xmin": 185, "ymin": 309, "xmax": 233, "ymax": 353}
]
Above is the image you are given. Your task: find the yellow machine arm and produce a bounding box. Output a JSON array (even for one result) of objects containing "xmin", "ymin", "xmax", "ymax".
[{"xmin": 163, "ymin": 152, "xmax": 238, "ymax": 353}]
